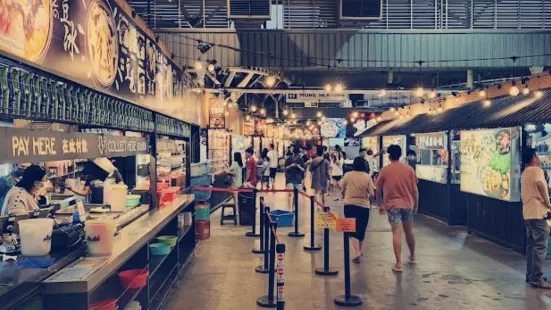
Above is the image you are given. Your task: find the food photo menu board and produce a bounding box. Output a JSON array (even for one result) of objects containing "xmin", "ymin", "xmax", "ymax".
[
  {"xmin": 415, "ymin": 132, "xmax": 449, "ymax": 184},
  {"xmin": 0, "ymin": 0, "xmax": 188, "ymax": 111},
  {"xmin": 382, "ymin": 135, "xmax": 406, "ymax": 167},
  {"xmin": 460, "ymin": 127, "xmax": 521, "ymax": 202}
]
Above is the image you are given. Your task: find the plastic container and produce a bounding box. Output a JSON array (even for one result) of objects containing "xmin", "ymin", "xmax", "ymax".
[
  {"xmin": 19, "ymin": 218, "xmax": 54, "ymax": 256},
  {"xmin": 156, "ymin": 236, "xmax": 177, "ymax": 247},
  {"xmin": 195, "ymin": 203, "xmax": 210, "ymax": 221},
  {"xmin": 85, "ymin": 219, "xmax": 116, "ymax": 256},
  {"xmin": 90, "ymin": 299, "xmax": 117, "ymax": 310},
  {"xmin": 118, "ymin": 269, "xmax": 148, "ymax": 289},
  {"xmin": 162, "ymin": 187, "xmax": 180, "ymax": 203},
  {"xmin": 149, "ymin": 242, "xmax": 172, "ymax": 256},
  {"xmin": 196, "ymin": 220, "xmax": 210, "ymax": 240},
  {"xmin": 105, "ymin": 184, "xmax": 128, "ymax": 212},
  {"xmin": 269, "ymin": 210, "xmax": 294, "ymax": 227},
  {"xmin": 126, "ymin": 195, "xmax": 141, "ymax": 208}
]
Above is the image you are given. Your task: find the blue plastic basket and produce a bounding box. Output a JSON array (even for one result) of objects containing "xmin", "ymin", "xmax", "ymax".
[{"xmin": 269, "ymin": 210, "xmax": 295, "ymax": 227}]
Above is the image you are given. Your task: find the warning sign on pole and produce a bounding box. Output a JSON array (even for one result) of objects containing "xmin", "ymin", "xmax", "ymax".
[
  {"xmin": 316, "ymin": 211, "xmax": 337, "ymax": 229},
  {"xmin": 336, "ymin": 218, "xmax": 356, "ymax": 232}
]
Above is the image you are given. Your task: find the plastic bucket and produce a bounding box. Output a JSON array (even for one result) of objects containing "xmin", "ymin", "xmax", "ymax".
[
  {"xmin": 118, "ymin": 269, "xmax": 148, "ymax": 289},
  {"xmin": 19, "ymin": 219, "xmax": 54, "ymax": 256},
  {"xmin": 85, "ymin": 219, "xmax": 116, "ymax": 256}
]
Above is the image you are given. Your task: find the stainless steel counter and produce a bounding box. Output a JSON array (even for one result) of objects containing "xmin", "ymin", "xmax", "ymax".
[{"xmin": 43, "ymin": 194, "xmax": 195, "ymax": 294}]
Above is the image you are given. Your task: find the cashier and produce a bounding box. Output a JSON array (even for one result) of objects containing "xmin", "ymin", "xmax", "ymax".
[{"xmin": 0, "ymin": 165, "xmax": 46, "ymax": 216}]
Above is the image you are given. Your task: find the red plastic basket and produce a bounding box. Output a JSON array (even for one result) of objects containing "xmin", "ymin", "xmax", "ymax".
[
  {"xmin": 162, "ymin": 187, "xmax": 181, "ymax": 203},
  {"xmin": 118, "ymin": 268, "xmax": 149, "ymax": 289}
]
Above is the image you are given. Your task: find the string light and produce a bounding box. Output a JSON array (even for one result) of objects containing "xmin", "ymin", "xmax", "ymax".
[
  {"xmin": 306, "ymin": 120, "xmax": 311, "ymax": 126},
  {"xmin": 522, "ymin": 88, "xmax": 530, "ymax": 95},
  {"xmin": 321, "ymin": 116, "xmax": 326, "ymax": 122},
  {"xmin": 389, "ymin": 107, "xmax": 395, "ymax": 112},
  {"xmin": 265, "ymin": 76, "xmax": 276, "ymax": 87},
  {"xmin": 376, "ymin": 116, "xmax": 382, "ymax": 121},
  {"xmin": 317, "ymin": 111, "xmax": 323, "ymax": 118},
  {"xmin": 225, "ymin": 110, "xmax": 229, "ymax": 116},
  {"xmin": 245, "ymin": 115, "xmax": 251, "ymax": 121},
  {"xmin": 415, "ymin": 87, "xmax": 425, "ymax": 97},
  {"xmin": 334, "ymin": 83, "xmax": 344, "ymax": 93},
  {"xmin": 479, "ymin": 90, "xmax": 486, "ymax": 97},
  {"xmin": 250, "ymin": 105, "xmax": 257, "ymax": 112},
  {"xmin": 283, "ymin": 109, "xmax": 289, "ymax": 116},
  {"xmin": 429, "ymin": 89, "xmax": 437, "ymax": 99},
  {"xmin": 324, "ymin": 84, "xmax": 332, "ymax": 92},
  {"xmin": 352, "ymin": 111, "xmax": 359, "ymax": 118},
  {"xmin": 483, "ymin": 100, "xmax": 491, "ymax": 107},
  {"xmin": 260, "ymin": 108, "xmax": 266, "ymax": 115},
  {"xmin": 291, "ymin": 113, "xmax": 296, "ymax": 119},
  {"xmin": 379, "ymin": 89, "xmax": 387, "ymax": 97},
  {"xmin": 194, "ymin": 61, "xmax": 203, "ymax": 71},
  {"xmin": 535, "ymin": 90, "xmax": 544, "ymax": 98},
  {"xmin": 350, "ymin": 117, "xmax": 355, "ymax": 123},
  {"xmin": 228, "ymin": 101, "xmax": 233, "ymax": 108},
  {"xmin": 509, "ymin": 81, "xmax": 520, "ymax": 96}
]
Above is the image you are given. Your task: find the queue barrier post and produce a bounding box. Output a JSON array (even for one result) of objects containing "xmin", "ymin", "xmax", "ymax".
[
  {"xmin": 303, "ymin": 195, "xmax": 321, "ymax": 251},
  {"xmin": 246, "ymin": 189, "xmax": 260, "ymax": 237},
  {"xmin": 255, "ymin": 207, "xmax": 270, "ymax": 274},
  {"xmin": 257, "ymin": 222, "xmax": 278, "ymax": 308},
  {"xmin": 288, "ymin": 187, "xmax": 305, "ymax": 238},
  {"xmin": 334, "ymin": 232, "xmax": 363, "ymax": 307},
  {"xmin": 276, "ymin": 243, "xmax": 285, "ymax": 310},
  {"xmin": 315, "ymin": 206, "xmax": 339, "ymax": 276},
  {"xmin": 253, "ymin": 197, "xmax": 265, "ymax": 254}
]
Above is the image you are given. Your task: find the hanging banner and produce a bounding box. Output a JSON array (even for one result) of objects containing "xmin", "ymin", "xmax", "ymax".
[
  {"xmin": 417, "ymin": 132, "xmax": 447, "ymax": 149},
  {"xmin": 286, "ymin": 93, "xmax": 347, "ymax": 103},
  {"xmin": 243, "ymin": 118, "xmax": 254, "ymax": 136},
  {"xmin": 209, "ymin": 99, "xmax": 226, "ymax": 129}
]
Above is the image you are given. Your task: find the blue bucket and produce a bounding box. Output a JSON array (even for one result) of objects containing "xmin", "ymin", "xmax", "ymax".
[{"xmin": 269, "ymin": 210, "xmax": 295, "ymax": 227}]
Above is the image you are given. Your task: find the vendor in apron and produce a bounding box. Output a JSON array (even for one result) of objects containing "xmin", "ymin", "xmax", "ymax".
[{"xmin": 65, "ymin": 159, "xmax": 124, "ymax": 203}]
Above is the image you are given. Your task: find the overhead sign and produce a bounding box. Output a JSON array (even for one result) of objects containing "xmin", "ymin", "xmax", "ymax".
[
  {"xmin": 3, "ymin": 128, "xmax": 149, "ymax": 164},
  {"xmin": 286, "ymin": 93, "xmax": 348, "ymax": 103},
  {"xmin": 417, "ymin": 132, "xmax": 447, "ymax": 150}
]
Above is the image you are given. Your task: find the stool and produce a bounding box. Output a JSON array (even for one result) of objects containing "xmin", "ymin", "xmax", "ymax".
[{"xmin": 220, "ymin": 203, "xmax": 237, "ymax": 225}]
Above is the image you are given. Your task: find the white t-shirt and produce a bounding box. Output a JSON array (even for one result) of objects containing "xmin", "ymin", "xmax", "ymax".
[
  {"xmin": 331, "ymin": 160, "xmax": 343, "ymax": 176},
  {"xmin": 521, "ymin": 166, "xmax": 550, "ymax": 220},
  {"xmin": 268, "ymin": 150, "xmax": 279, "ymax": 168},
  {"xmin": 229, "ymin": 162, "xmax": 243, "ymax": 188}
]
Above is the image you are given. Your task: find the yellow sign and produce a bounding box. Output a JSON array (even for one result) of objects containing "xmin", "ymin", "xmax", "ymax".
[
  {"xmin": 336, "ymin": 218, "xmax": 356, "ymax": 233},
  {"xmin": 315, "ymin": 211, "xmax": 336, "ymax": 229}
]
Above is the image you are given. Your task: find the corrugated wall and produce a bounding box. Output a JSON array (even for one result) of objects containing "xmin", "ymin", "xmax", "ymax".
[{"xmin": 158, "ymin": 29, "xmax": 551, "ymax": 69}]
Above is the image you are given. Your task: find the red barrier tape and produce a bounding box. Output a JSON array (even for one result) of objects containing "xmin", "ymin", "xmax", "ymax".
[
  {"xmin": 259, "ymin": 189, "xmax": 294, "ymax": 193},
  {"xmin": 298, "ymin": 191, "xmax": 311, "ymax": 199}
]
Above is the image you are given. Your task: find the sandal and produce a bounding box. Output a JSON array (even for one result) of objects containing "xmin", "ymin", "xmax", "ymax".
[
  {"xmin": 408, "ymin": 256, "xmax": 417, "ymax": 264},
  {"xmin": 391, "ymin": 265, "xmax": 403, "ymax": 272},
  {"xmin": 352, "ymin": 257, "xmax": 361, "ymax": 264}
]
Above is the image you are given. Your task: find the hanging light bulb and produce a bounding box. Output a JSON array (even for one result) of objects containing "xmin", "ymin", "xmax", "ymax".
[
  {"xmin": 522, "ymin": 88, "xmax": 530, "ymax": 95},
  {"xmin": 509, "ymin": 81, "xmax": 520, "ymax": 97},
  {"xmin": 321, "ymin": 116, "xmax": 326, "ymax": 122},
  {"xmin": 194, "ymin": 61, "xmax": 203, "ymax": 71},
  {"xmin": 260, "ymin": 108, "xmax": 266, "ymax": 115},
  {"xmin": 250, "ymin": 105, "xmax": 257, "ymax": 112},
  {"xmin": 379, "ymin": 89, "xmax": 387, "ymax": 97},
  {"xmin": 207, "ymin": 63, "xmax": 215, "ymax": 73},
  {"xmin": 334, "ymin": 83, "xmax": 343, "ymax": 93},
  {"xmin": 306, "ymin": 120, "xmax": 311, "ymax": 126},
  {"xmin": 483, "ymin": 100, "xmax": 491, "ymax": 107},
  {"xmin": 350, "ymin": 117, "xmax": 355, "ymax": 123},
  {"xmin": 415, "ymin": 87, "xmax": 425, "ymax": 97},
  {"xmin": 267, "ymin": 118, "xmax": 274, "ymax": 123},
  {"xmin": 429, "ymin": 89, "xmax": 437, "ymax": 99},
  {"xmin": 479, "ymin": 90, "xmax": 486, "ymax": 98},
  {"xmin": 228, "ymin": 101, "xmax": 233, "ymax": 108},
  {"xmin": 437, "ymin": 106, "xmax": 443, "ymax": 113},
  {"xmin": 245, "ymin": 115, "xmax": 251, "ymax": 121},
  {"xmin": 283, "ymin": 109, "xmax": 289, "ymax": 116},
  {"xmin": 342, "ymin": 120, "xmax": 348, "ymax": 126},
  {"xmin": 265, "ymin": 76, "xmax": 276, "ymax": 87},
  {"xmin": 535, "ymin": 90, "xmax": 544, "ymax": 98},
  {"xmin": 389, "ymin": 107, "xmax": 395, "ymax": 112},
  {"xmin": 225, "ymin": 110, "xmax": 230, "ymax": 116},
  {"xmin": 352, "ymin": 111, "xmax": 359, "ymax": 118},
  {"xmin": 376, "ymin": 116, "xmax": 382, "ymax": 121},
  {"xmin": 325, "ymin": 84, "xmax": 332, "ymax": 92},
  {"xmin": 317, "ymin": 111, "xmax": 323, "ymax": 118},
  {"xmin": 394, "ymin": 111, "xmax": 399, "ymax": 116}
]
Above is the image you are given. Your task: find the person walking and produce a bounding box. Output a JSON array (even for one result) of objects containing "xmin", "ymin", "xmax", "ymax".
[
  {"xmin": 330, "ymin": 153, "xmax": 344, "ymax": 200},
  {"xmin": 244, "ymin": 148, "xmax": 258, "ymax": 188},
  {"xmin": 310, "ymin": 147, "xmax": 330, "ymax": 207},
  {"xmin": 268, "ymin": 144, "xmax": 279, "ymax": 189},
  {"xmin": 521, "ymin": 147, "xmax": 551, "ymax": 289},
  {"xmin": 258, "ymin": 148, "xmax": 270, "ymax": 190},
  {"xmin": 376, "ymin": 145, "xmax": 418, "ymax": 272},
  {"xmin": 285, "ymin": 146, "xmax": 305, "ymax": 210},
  {"xmin": 341, "ymin": 157, "xmax": 375, "ymax": 263}
]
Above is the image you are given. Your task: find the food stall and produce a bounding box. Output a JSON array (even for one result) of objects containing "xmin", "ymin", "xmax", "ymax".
[{"xmin": 381, "ymin": 135, "xmax": 407, "ymax": 167}]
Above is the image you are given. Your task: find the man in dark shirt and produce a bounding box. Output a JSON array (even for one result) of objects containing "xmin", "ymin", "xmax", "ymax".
[
  {"xmin": 285, "ymin": 146, "xmax": 305, "ymax": 210},
  {"xmin": 245, "ymin": 148, "xmax": 258, "ymax": 187}
]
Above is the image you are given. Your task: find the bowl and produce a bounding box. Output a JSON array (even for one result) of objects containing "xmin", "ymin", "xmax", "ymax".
[
  {"xmin": 156, "ymin": 235, "xmax": 177, "ymax": 247},
  {"xmin": 118, "ymin": 269, "xmax": 148, "ymax": 289},
  {"xmin": 149, "ymin": 242, "xmax": 172, "ymax": 256}
]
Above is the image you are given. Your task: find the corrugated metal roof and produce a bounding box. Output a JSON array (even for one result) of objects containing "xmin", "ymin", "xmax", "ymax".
[{"xmin": 360, "ymin": 90, "xmax": 551, "ymax": 136}]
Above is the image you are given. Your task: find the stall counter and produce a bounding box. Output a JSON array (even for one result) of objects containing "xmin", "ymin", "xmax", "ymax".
[{"xmin": 42, "ymin": 195, "xmax": 195, "ymax": 303}]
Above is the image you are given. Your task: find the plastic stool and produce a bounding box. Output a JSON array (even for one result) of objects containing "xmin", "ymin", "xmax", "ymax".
[{"xmin": 220, "ymin": 203, "xmax": 237, "ymax": 225}]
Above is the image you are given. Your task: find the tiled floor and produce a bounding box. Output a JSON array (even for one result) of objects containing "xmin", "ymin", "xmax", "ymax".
[{"xmin": 163, "ymin": 174, "xmax": 551, "ymax": 310}]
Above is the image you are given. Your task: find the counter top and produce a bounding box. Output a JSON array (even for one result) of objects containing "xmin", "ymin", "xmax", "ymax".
[{"xmin": 43, "ymin": 195, "xmax": 195, "ymax": 294}]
